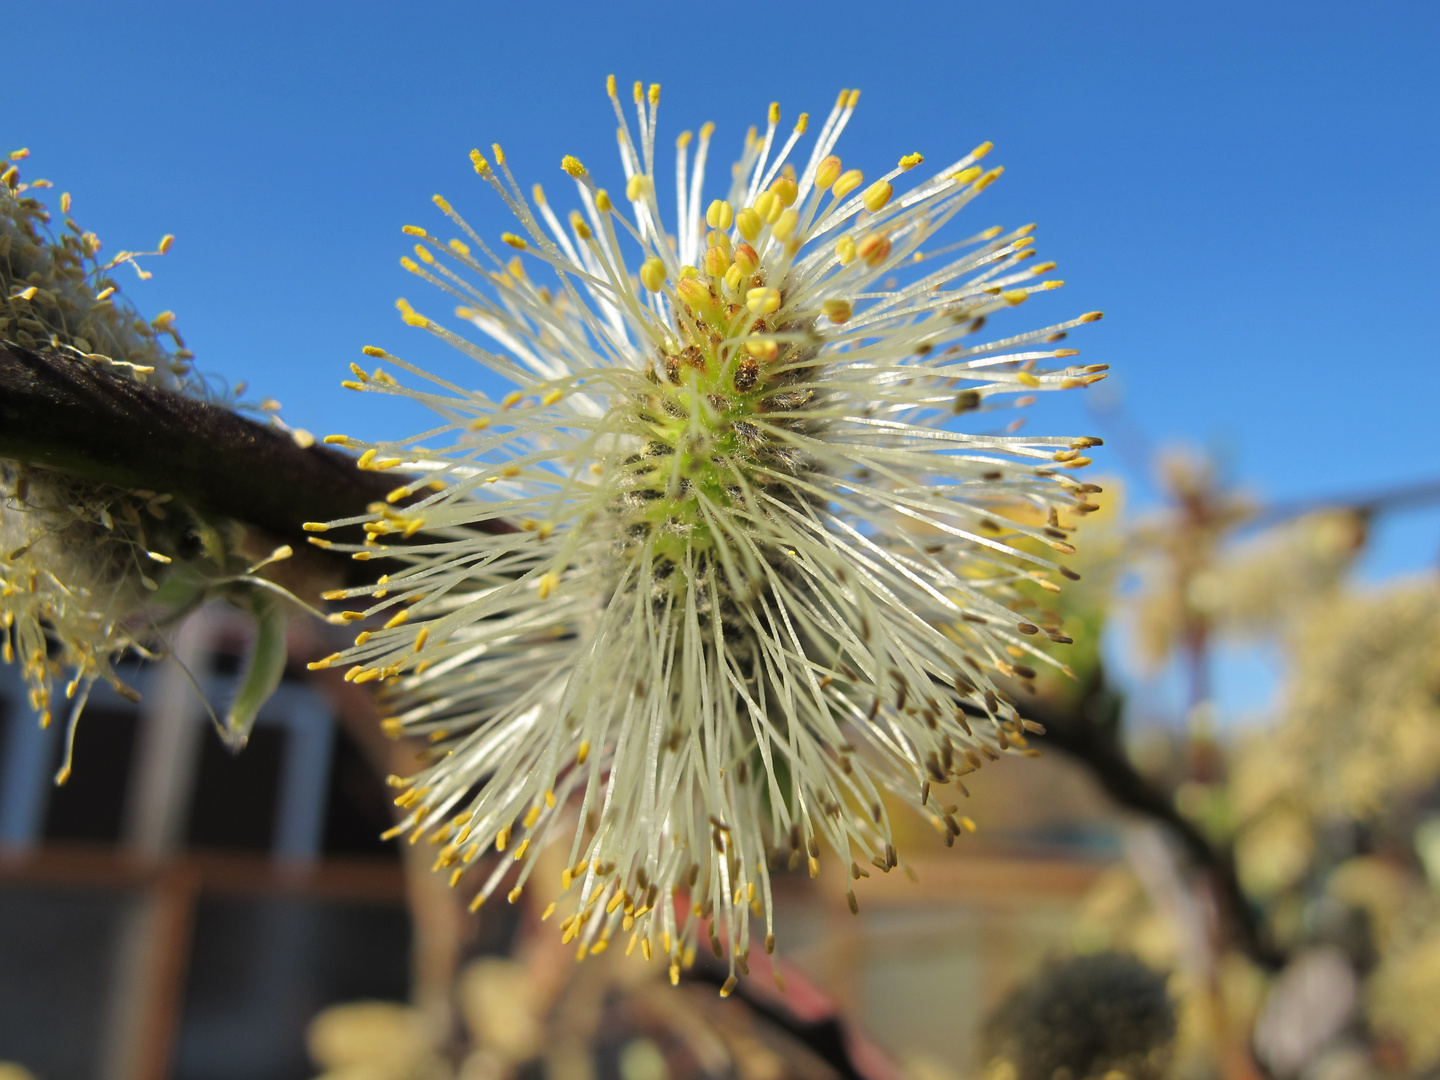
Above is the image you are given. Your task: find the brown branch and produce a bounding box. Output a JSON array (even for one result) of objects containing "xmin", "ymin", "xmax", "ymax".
[
  {"xmin": 0, "ymin": 340, "xmax": 505, "ymax": 588},
  {"xmin": 1027, "ymin": 668, "xmax": 1282, "ymax": 969}
]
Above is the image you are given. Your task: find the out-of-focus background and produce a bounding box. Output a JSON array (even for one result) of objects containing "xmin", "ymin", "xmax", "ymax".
[{"xmin": 3, "ymin": 2, "xmax": 1439, "ymax": 1079}]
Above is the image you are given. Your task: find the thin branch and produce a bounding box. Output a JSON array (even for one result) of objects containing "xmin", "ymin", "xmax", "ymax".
[
  {"xmin": 1027, "ymin": 667, "xmax": 1281, "ymax": 969},
  {"xmin": 0, "ymin": 341, "xmax": 503, "ymax": 584}
]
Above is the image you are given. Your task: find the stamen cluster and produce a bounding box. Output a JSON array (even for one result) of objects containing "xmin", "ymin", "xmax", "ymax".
[{"xmin": 310, "ymin": 80, "xmax": 1108, "ymax": 992}]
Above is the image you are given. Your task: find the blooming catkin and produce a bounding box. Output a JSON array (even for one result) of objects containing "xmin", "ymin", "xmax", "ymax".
[
  {"xmin": 1, "ymin": 148, "xmax": 197, "ymax": 774},
  {"xmin": 311, "ymin": 81, "xmax": 1107, "ymax": 989}
]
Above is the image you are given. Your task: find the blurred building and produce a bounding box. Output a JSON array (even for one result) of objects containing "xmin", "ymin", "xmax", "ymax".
[{"xmin": 0, "ymin": 609, "xmax": 1125, "ymax": 1080}]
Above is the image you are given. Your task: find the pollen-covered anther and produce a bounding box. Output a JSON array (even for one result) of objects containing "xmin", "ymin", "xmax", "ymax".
[
  {"xmin": 836, "ymin": 236, "xmax": 857, "ymax": 266},
  {"xmin": 861, "ymin": 180, "xmax": 893, "ymax": 213},
  {"xmin": 772, "ymin": 208, "xmax": 800, "ymax": 241},
  {"xmin": 857, "ymin": 233, "xmax": 891, "ymax": 267},
  {"xmin": 735, "ymin": 207, "xmax": 762, "ymax": 243},
  {"xmin": 502, "ymin": 233, "xmax": 527, "ymax": 250},
  {"xmin": 705, "ymin": 199, "xmax": 734, "ymax": 230},
  {"xmin": 815, "ymin": 155, "xmax": 842, "ymax": 191},
  {"xmin": 972, "ymin": 166, "xmax": 1005, "ymax": 192},
  {"xmin": 746, "ymin": 287, "xmax": 780, "ymax": 315},
  {"xmin": 753, "ymin": 191, "xmax": 783, "ymax": 225},
  {"xmin": 702, "ymin": 246, "xmax": 730, "ymax": 278},
  {"xmin": 832, "ymin": 169, "xmax": 865, "ymax": 199}
]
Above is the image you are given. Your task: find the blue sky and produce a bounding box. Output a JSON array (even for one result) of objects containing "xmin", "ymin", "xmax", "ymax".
[{"xmin": 5, "ymin": 1, "xmax": 1437, "ymax": 715}]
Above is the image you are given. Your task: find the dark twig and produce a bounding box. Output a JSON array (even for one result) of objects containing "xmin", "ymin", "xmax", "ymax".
[
  {"xmin": 0, "ymin": 341, "xmax": 507, "ymax": 586},
  {"xmin": 1027, "ymin": 666, "xmax": 1281, "ymax": 969}
]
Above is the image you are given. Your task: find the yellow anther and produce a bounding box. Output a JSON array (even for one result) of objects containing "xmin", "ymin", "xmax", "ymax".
[
  {"xmin": 648, "ymin": 83, "xmax": 661, "ymax": 106},
  {"xmin": 538, "ymin": 571, "xmax": 561, "ymax": 599},
  {"xmin": 413, "ymin": 244, "xmax": 434, "ymax": 265},
  {"xmin": 522, "ymin": 804, "xmax": 541, "ymax": 830},
  {"xmin": 702, "ymin": 246, "xmax": 730, "ymax": 277},
  {"xmin": 158, "ymin": 234, "xmax": 175, "ymax": 254},
  {"xmin": 625, "ymin": 174, "xmax": 649, "ymax": 202},
  {"xmin": 508, "ymin": 886, "xmax": 523, "ymax": 904},
  {"xmin": 1080, "ymin": 311, "xmax": 1104, "ymax": 322},
  {"xmin": 746, "ymin": 287, "xmax": 780, "ymax": 315},
  {"xmin": 400, "ymin": 256, "xmax": 421, "ymax": 274},
  {"xmin": 858, "ymin": 233, "xmax": 891, "ymax": 267},
  {"xmin": 353, "ymin": 668, "xmax": 381, "ymax": 684},
  {"xmin": 432, "ymin": 194, "xmax": 453, "ymax": 214},
  {"xmin": 794, "ymin": 112, "xmax": 809, "ymax": 134},
  {"xmin": 384, "ymin": 609, "xmax": 410, "ymax": 630},
  {"xmin": 972, "ymin": 166, "xmax": 1004, "ymax": 192},
  {"xmin": 700, "ymin": 121, "xmax": 715, "ymax": 140},
  {"xmin": 744, "ymin": 339, "xmax": 778, "ymax": 361},
  {"xmin": 568, "ymin": 210, "xmax": 592, "ymax": 240},
  {"xmin": 861, "ymin": 180, "xmax": 893, "ymax": 213},
  {"xmin": 594, "ymin": 189, "xmax": 612, "ymax": 212},
  {"xmin": 705, "ymin": 199, "xmax": 734, "ymax": 230},
  {"xmin": 632, "ymin": 80, "xmax": 643, "ymax": 104},
  {"xmin": 898, "ymin": 152, "xmax": 924, "ymax": 171},
  {"xmin": 561, "ymin": 155, "xmax": 587, "ymax": 178},
  {"xmin": 449, "ymin": 238, "xmax": 470, "ymax": 256},
  {"xmin": 541, "ymin": 388, "xmax": 564, "ymax": 406},
  {"xmin": 832, "ymin": 169, "xmax": 865, "ymax": 199},
  {"xmin": 754, "ymin": 190, "xmax": 782, "ymax": 224},
  {"xmin": 1039, "ymin": 279, "xmax": 1065, "ymax": 290},
  {"xmin": 821, "ymin": 299, "xmax": 852, "ymax": 324},
  {"xmin": 847, "ymin": 89, "xmax": 861, "ymax": 107},
  {"xmin": 735, "ymin": 207, "xmax": 762, "ymax": 242},
  {"xmin": 971, "ymin": 141, "xmax": 994, "ymax": 160},
  {"xmin": 640, "ymin": 256, "xmax": 667, "ymax": 292},
  {"xmin": 808, "ymin": 856, "xmax": 820, "ymax": 878},
  {"xmin": 501, "ymin": 232, "xmax": 527, "ymax": 250},
  {"xmin": 772, "ymin": 208, "xmax": 800, "ymax": 241},
  {"xmin": 357, "ymin": 448, "xmax": 378, "ymax": 468},
  {"xmin": 354, "ymin": 631, "xmax": 371, "ymax": 646},
  {"xmin": 724, "ymin": 265, "xmax": 743, "ymax": 291},
  {"xmin": 1001, "ymin": 289, "xmax": 1029, "ymax": 305},
  {"xmin": 815, "ymin": 155, "xmax": 842, "ymax": 191},
  {"xmin": 302, "ymin": 522, "xmax": 330, "ymax": 533},
  {"xmin": 469, "ymin": 149, "xmax": 491, "ymax": 175},
  {"xmin": 1030, "ymin": 261, "xmax": 1057, "ymax": 274},
  {"xmin": 402, "ymin": 225, "xmax": 426, "ymax": 237},
  {"xmin": 770, "ymin": 176, "xmax": 798, "ymax": 208},
  {"xmin": 306, "ymin": 653, "xmax": 342, "ymax": 671},
  {"xmin": 491, "ymin": 143, "xmax": 506, "ymax": 166},
  {"xmin": 676, "ymin": 130, "xmax": 693, "ymax": 149},
  {"xmin": 767, "ymin": 101, "xmax": 780, "ymax": 124},
  {"xmin": 606, "ymin": 74, "xmax": 617, "ymax": 98},
  {"xmin": 577, "ymin": 741, "xmax": 591, "ymax": 765},
  {"xmin": 1016, "ymin": 372, "xmax": 1040, "ymax": 388},
  {"xmin": 732, "ymin": 242, "xmax": 759, "ymax": 276},
  {"xmin": 835, "ymin": 236, "xmax": 857, "ymax": 266},
  {"xmin": 95, "ymin": 286, "xmax": 115, "ymax": 301},
  {"xmin": 545, "ymin": 790, "xmax": 555, "ymax": 808}
]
